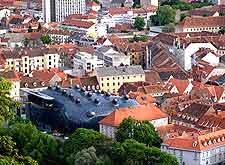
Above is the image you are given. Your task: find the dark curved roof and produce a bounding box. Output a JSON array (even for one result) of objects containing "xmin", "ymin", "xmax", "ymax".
[{"xmin": 42, "ymin": 87, "xmax": 139, "ymax": 124}]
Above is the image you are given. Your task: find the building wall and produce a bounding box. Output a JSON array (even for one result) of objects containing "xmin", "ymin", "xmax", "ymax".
[
  {"xmin": 10, "ymin": 80, "xmax": 20, "ymax": 100},
  {"xmin": 182, "ymin": 26, "xmax": 222, "ymax": 33},
  {"xmin": 161, "ymin": 144, "xmax": 225, "ymax": 165},
  {"xmin": 55, "ymin": 0, "xmax": 86, "ymax": 22},
  {"xmin": 98, "ymin": 73, "xmax": 145, "ymax": 94},
  {"xmin": 128, "ymin": 51, "xmax": 146, "ymax": 68},
  {"xmin": 151, "ymin": 117, "xmax": 168, "ymax": 127},
  {"xmin": 99, "ymin": 124, "xmax": 117, "ymax": 139},
  {"xmin": 5, "ymin": 53, "xmax": 59, "ymax": 74}
]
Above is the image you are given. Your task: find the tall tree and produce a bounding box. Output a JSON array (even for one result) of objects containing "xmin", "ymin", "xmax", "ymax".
[
  {"xmin": 116, "ymin": 117, "xmax": 162, "ymax": 147},
  {"xmin": 64, "ymin": 128, "xmax": 109, "ymax": 159},
  {"xmin": 134, "ymin": 16, "xmax": 146, "ymax": 31},
  {"xmin": 156, "ymin": 5, "xmax": 176, "ymax": 25},
  {"xmin": 0, "ymin": 78, "xmax": 20, "ymax": 122}
]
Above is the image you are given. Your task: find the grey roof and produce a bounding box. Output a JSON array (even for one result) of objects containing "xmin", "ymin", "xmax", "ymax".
[
  {"xmin": 96, "ymin": 65, "xmax": 144, "ymax": 77},
  {"xmin": 4, "ymin": 33, "xmax": 26, "ymax": 43}
]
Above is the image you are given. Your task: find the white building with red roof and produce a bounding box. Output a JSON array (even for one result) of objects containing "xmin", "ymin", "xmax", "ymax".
[
  {"xmin": 161, "ymin": 129, "xmax": 225, "ymax": 165},
  {"xmin": 99, "ymin": 104, "xmax": 168, "ymax": 139}
]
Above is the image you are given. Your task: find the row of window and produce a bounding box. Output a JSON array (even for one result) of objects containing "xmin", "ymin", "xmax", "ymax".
[{"xmin": 101, "ymin": 75, "xmax": 143, "ymax": 81}]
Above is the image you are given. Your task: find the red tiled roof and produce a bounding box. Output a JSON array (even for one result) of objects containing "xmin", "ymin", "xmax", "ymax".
[
  {"xmin": 62, "ymin": 20, "xmax": 95, "ymax": 28},
  {"xmin": 164, "ymin": 129, "xmax": 225, "ymax": 151},
  {"xmin": 179, "ymin": 16, "xmax": 225, "ymax": 28},
  {"xmin": 99, "ymin": 104, "xmax": 168, "ymax": 127}
]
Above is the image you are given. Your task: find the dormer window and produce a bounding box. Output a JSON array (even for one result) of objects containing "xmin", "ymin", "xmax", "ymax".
[
  {"xmin": 25, "ymin": 83, "xmax": 28, "ymax": 88},
  {"xmin": 33, "ymin": 82, "xmax": 37, "ymax": 87}
]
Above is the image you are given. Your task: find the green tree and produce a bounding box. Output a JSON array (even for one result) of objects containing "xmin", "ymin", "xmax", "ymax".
[
  {"xmin": 162, "ymin": 23, "xmax": 175, "ymax": 32},
  {"xmin": 41, "ymin": 35, "xmax": 51, "ymax": 45},
  {"xmin": 0, "ymin": 78, "xmax": 20, "ymax": 122},
  {"xmin": 64, "ymin": 128, "xmax": 109, "ymax": 159},
  {"xmin": 23, "ymin": 38, "xmax": 30, "ymax": 47},
  {"xmin": 134, "ymin": 16, "xmax": 146, "ymax": 31},
  {"xmin": 0, "ymin": 136, "xmax": 17, "ymax": 156},
  {"xmin": 156, "ymin": 5, "xmax": 176, "ymax": 25},
  {"xmin": 219, "ymin": 27, "xmax": 225, "ymax": 34},
  {"xmin": 116, "ymin": 117, "xmax": 162, "ymax": 147},
  {"xmin": 73, "ymin": 146, "xmax": 98, "ymax": 165},
  {"xmin": 180, "ymin": 13, "xmax": 190, "ymax": 21},
  {"xmin": 129, "ymin": 35, "xmax": 148, "ymax": 43},
  {"xmin": 28, "ymin": 26, "xmax": 33, "ymax": 33}
]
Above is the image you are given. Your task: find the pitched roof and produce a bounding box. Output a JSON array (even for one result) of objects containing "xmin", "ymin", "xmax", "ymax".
[
  {"xmin": 95, "ymin": 65, "xmax": 145, "ymax": 77},
  {"xmin": 163, "ymin": 129, "xmax": 225, "ymax": 151},
  {"xmin": 166, "ymin": 78, "xmax": 191, "ymax": 94},
  {"xmin": 179, "ymin": 16, "xmax": 225, "ymax": 28},
  {"xmin": 0, "ymin": 70, "xmax": 20, "ymax": 81},
  {"xmin": 62, "ymin": 20, "xmax": 95, "ymax": 28},
  {"xmin": 99, "ymin": 104, "xmax": 168, "ymax": 127}
]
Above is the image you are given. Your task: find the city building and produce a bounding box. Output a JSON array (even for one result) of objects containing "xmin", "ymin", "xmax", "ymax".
[
  {"xmin": 73, "ymin": 51, "xmax": 104, "ymax": 73},
  {"xmin": 0, "ymin": 70, "xmax": 20, "ymax": 101},
  {"xmin": 176, "ymin": 16, "xmax": 225, "ymax": 33},
  {"xmin": 55, "ymin": 0, "xmax": 86, "ymax": 22},
  {"xmin": 42, "ymin": 0, "xmax": 86, "ymax": 23},
  {"xmin": 0, "ymin": 48, "xmax": 60, "ymax": 74},
  {"xmin": 99, "ymin": 104, "xmax": 168, "ymax": 139},
  {"xmin": 95, "ymin": 65, "xmax": 145, "ymax": 94},
  {"xmin": 42, "ymin": 0, "xmax": 56, "ymax": 23},
  {"xmin": 95, "ymin": 46, "xmax": 130, "ymax": 67},
  {"xmin": 23, "ymin": 86, "xmax": 139, "ymax": 132},
  {"xmin": 161, "ymin": 129, "xmax": 225, "ymax": 165}
]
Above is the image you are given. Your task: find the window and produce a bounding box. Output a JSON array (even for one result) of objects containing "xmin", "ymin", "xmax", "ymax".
[
  {"xmin": 127, "ymin": 76, "xmax": 129, "ymax": 79},
  {"xmin": 101, "ymin": 78, "xmax": 103, "ymax": 81},
  {"xmin": 118, "ymin": 82, "xmax": 120, "ymax": 85},
  {"xmin": 101, "ymin": 83, "xmax": 104, "ymax": 87},
  {"xmin": 107, "ymin": 83, "xmax": 109, "ymax": 86},
  {"xmin": 118, "ymin": 77, "xmax": 120, "ymax": 80},
  {"xmin": 25, "ymin": 64, "xmax": 27, "ymax": 67},
  {"xmin": 49, "ymin": 62, "xmax": 51, "ymax": 65},
  {"xmin": 49, "ymin": 56, "xmax": 51, "ymax": 60},
  {"xmin": 113, "ymin": 82, "xmax": 115, "ymax": 86},
  {"xmin": 113, "ymin": 77, "xmax": 115, "ymax": 80},
  {"xmin": 24, "ymin": 58, "xmax": 27, "ymax": 61},
  {"xmin": 11, "ymin": 61, "xmax": 13, "ymax": 64},
  {"xmin": 107, "ymin": 78, "xmax": 109, "ymax": 80}
]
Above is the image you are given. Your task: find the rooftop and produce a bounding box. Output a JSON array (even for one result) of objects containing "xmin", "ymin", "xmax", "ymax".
[{"xmin": 95, "ymin": 65, "xmax": 145, "ymax": 77}]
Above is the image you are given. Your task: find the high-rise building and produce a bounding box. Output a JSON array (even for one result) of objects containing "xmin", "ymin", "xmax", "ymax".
[
  {"xmin": 43, "ymin": 0, "xmax": 86, "ymax": 23},
  {"xmin": 42, "ymin": 0, "xmax": 56, "ymax": 23}
]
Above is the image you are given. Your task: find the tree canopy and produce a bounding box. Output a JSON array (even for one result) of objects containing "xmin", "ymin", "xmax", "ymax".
[
  {"xmin": 156, "ymin": 5, "xmax": 176, "ymax": 25},
  {"xmin": 134, "ymin": 16, "xmax": 146, "ymax": 31},
  {"xmin": 41, "ymin": 35, "xmax": 51, "ymax": 45},
  {"xmin": 116, "ymin": 117, "xmax": 162, "ymax": 147},
  {"xmin": 129, "ymin": 35, "xmax": 148, "ymax": 43},
  {"xmin": 162, "ymin": 23, "xmax": 175, "ymax": 33},
  {"xmin": 0, "ymin": 77, "xmax": 20, "ymax": 122}
]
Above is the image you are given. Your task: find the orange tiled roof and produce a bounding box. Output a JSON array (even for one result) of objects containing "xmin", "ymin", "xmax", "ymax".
[
  {"xmin": 179, "ymin": 16, "xmax": 225, "ymax": 28},
  {"xmin": 99, "ymin": 104, "xmax": 168, "ymax": 127},
  {"xmin": 164, "ymin": 129, "xmax": 225, "ymax": 151}
]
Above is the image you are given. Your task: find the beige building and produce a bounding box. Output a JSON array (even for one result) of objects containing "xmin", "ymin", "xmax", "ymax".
[
  {"xmin": 95, "ymin": 65, "xmax": 145, "ymax": 94},
  {"xmin": 1, "ymin": 48, "xmax": 60, "ymax": 74}
]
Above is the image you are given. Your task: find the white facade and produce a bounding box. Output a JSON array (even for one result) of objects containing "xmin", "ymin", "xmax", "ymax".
[
  {"xmin": 193, "ymin": 52, "xmax": 220, "ymax": 66},
  {"xmin": 161, "ymin": 144, "xmax": 225, "ymax": 165},
  {"xmin": 100, "ymin": 117, "xmax": 168, "ymax": 139},
  {"xmin": 73, "ymin": 52, "xmax": 104, "ymax": 72},
  {"xmin": 55, "ymin": 0, "xmax": 86, "ymax": 22},
  {"xmin": 10, "ymin": 80, "xmax": 20, "ymax": 101},
  {"xmin": 173, "ymin": 43, "xmax": 217, "ymax": 71},
  {"xmin": 42, "ymin": 0, "xmax": 55, "ymax": 23},
  {"xmin": 0, "ymin": 9, "xmax": 10, "ymax": 20}
]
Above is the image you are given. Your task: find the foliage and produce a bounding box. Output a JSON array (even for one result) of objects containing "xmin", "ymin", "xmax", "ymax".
[
  {"xmin": 220, "ymin": 12, "xmax": 225, "ymax": 16},
  {"xmin": 129, "ymin": 34, "xmax": 148, "ymax": 43},
  {"xmin": 0, "ymin": 122, "xmax": 62, "ymax": 165},
  {"xmin": 162, "ymin": 23, "xmax": 175, "ymax": 33},
  {"xmin": 64, "ymin": 128, "xmax": 109, "ymax": 159},
  {"xmin": 41, "ymin": 35, "xmax": 51, "ymax": 45},
  {"xmin": 28, "ymin": 26, "xmax": 33, "ymax": 33},
  {"xmin": 180, "ymin": 13, "xmax": 190, "ymax": 21},
  {"xmin": 154, "ymin": 5, "xmax": 176, "ymax": 26},
  {"xmin": 0, "ymin": 136, "xmax": 38, "ymax": 165},
  {"xmin": 116, "ymin": 117, "xmax": 162, "ymax": 147},
  {"xmin": 162, "ymin": 0, "xmax": 212, "ymax": 11},
  {"xmin": 134, "ymin": 16, "xmax": 146, "ymax": 31},
  {"xmin": 0, "ymin": 78, "xmax": 20, "ymax": 122},
  {"xmin": 111, "ymin": 139, "xmax": 179, "ymax": 165},
  {"xmin": 74, "ymin": 146, "xmax": 98, "ymax": 165},
  {"xmin": 23, "ymin": 38, "xmax": 30, "ymax": 47},
  {"xmin": 219, "ymin": 27, "xmax": 225, "ymax": 34},
  {"xmin": 202, "ymin": 13, "xmax": 209, "ymax": 17}
]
